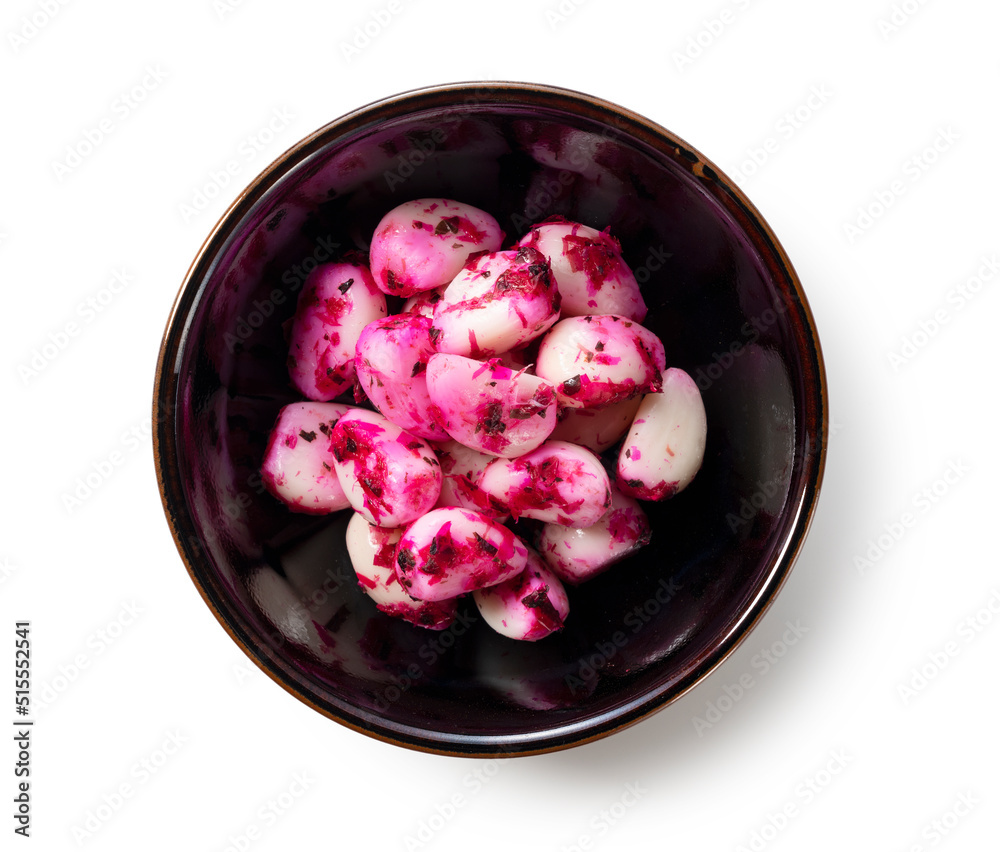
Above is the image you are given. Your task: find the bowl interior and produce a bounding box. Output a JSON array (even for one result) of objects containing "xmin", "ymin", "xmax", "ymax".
[{"xmin": 155, "ymin": 83, "xmax": 825, "ymax": 755}]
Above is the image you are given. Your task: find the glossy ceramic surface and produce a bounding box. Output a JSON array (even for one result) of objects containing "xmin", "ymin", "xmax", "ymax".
[{"xmin": 153, "ymin": 82, "xmax": 827, "ymax": 756}]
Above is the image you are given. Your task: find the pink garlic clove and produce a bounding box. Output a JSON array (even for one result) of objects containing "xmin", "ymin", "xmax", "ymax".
[
  {"xmin": 401, "ymin": 286, "xmax": 447, "ymax": 318},
  {"xmin": 434, "ymin": 439, "xmax": 506, "ymax": 518},
  {"xmin": 261, "ymin": 402, "xmax": 355, "ymax": 514},
  {"xmin": 479, "ymin": 440, "xmax": 612, "ymax": 528},
  {"xmin": 329, "ymin": 408, "xmax": 442, "ymax": 527},
  {"xmin": 473, "ymin": 550, "xmax": 569, "ymax": 641},
  {"xmin": 287, "ymin": 262, "xmax": 387, "ymax": 400},
  {"xmin": 393, "ymin": 507, "xmax": 528, "ymax": 602},
  {"xmin": 354, "ymin": 313, "xmax": 449, "ymax": 441},
  {"xmin": 617, "ymin": 367, "xmax": 707, "ymax": 501},
  {"xmin": 431, "ymin": 246, "xmax": 561, "ymax": 358},
  {"xmin": 535, "ymin": 314, "xmax": 666, "ymax": 409},
  {"xmin": 345, "ymin": 513, "xmax": 457, "ymax": 630},
  {"xmin": 425, "ymin": 353, "xmax": 557, "ymax": 458},
  {"xmin": 369, "ymin": 198, "xmax": 503, "ymax": 297},
  {"xmin": 517, "ymin": 219, "xmax": 647, "ymax": 321},
  {"xmin": 548, "ymin": 395, "xmax": 642, "ymax": 454},
  {"xmin": 538, "ymin": 486, "xmax": 651, "ymax": 584}
]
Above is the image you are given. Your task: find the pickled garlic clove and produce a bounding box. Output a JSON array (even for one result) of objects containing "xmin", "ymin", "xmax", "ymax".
[
  {"xmin": 393, "ymin": 507, "xmax": 528, "ymax": 602},
  {"xmin": 401, "ymin": 286, "xmax": 447, "ymax": 318},
  {"xmin": 535, "ymin": 314, "xmax": 665, "ymax": 409},
  {"xmin": 431, "ymin": 246, "xmax": 560, "ymax": 358},
  {"xmin": 538, "ymin": 486, "xmax": 651, "ymax": 584},
  {"xmin": 473, "ymin": 550, "xmax": 569, "ymax": 641},
  {"xmin": 287, "ymin": 262, "xmax": 387, "ymax": 400},
  {"xmin": 425, "ymin": 353, "xmax": 557, "ymax": 458},
  {"xmin": 370, "ymin": 198, "xmax": 503, "ymax": 297},
  {"xmin": 434, "ymin": 439, "xmax": 506, "ymax": 518},
  {"xmin": 517, "ymin": 219, "xmax": 646, "ymax": 321},
  {"xmin": 479, "ymin": 440, "xmax": 612, "ymax": 527},
  {"xmin": 261, "ymin": 402, "xmax": 355, "ymax": 514},
  {"xmin": 548, "ymin": 395, "xmax": 642, "ymax": 454},
  {"xmin": 330, "ymin": 409, "xmax": 442, "ymax": 527},
  {"xmin": 355, "ymin": 313, "xmax": 448, "ymax": 441},
  {"xmin": 345, "ymin": 513, "xmax": 457, "ymax": 630},
  {"xmin": 617, "ymin": 367, "xmax": 707, "ymax": 501}
]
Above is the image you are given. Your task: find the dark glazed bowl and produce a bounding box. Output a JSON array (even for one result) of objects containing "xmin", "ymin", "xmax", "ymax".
[{"xmin": 153, "ymin": 82, "xmax": 827, "ymax": 757}]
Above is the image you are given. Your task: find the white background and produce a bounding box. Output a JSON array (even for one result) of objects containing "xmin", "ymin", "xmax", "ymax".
[{"xmin": 2, "ymin": 0, "xmax": 998, "ymax": 849}]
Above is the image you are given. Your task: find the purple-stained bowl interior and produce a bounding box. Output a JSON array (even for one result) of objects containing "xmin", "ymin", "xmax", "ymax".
[{"xmin": 154, "ymin": 82, "xmax": 826, "ymax": 756}]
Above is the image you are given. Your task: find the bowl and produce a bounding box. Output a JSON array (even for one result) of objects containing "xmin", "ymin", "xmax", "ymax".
[{"xmin": 153, "ymin": 81, "xmax": 827, "ymax": 756}]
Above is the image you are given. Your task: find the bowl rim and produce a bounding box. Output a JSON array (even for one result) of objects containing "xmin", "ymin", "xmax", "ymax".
[{"xmin": 152, "ymin": 80, "xmax": 829, "ymax": 758}]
